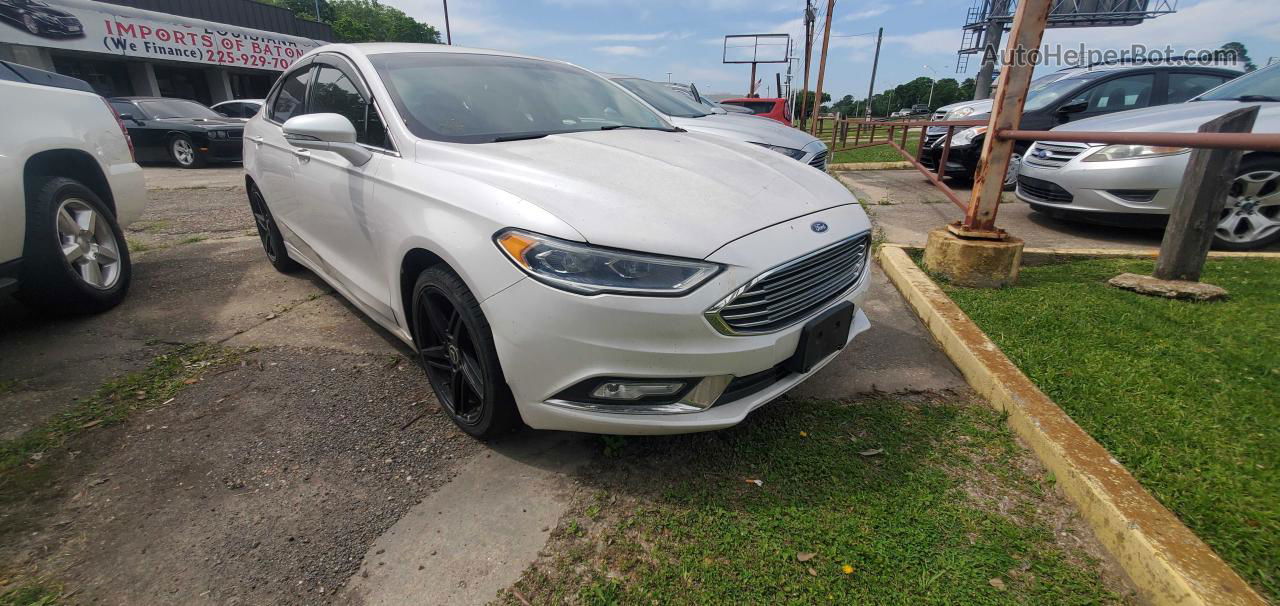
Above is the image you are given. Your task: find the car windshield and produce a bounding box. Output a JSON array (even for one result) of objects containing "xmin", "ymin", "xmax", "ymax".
[
  {"xmin": 612, "ymin": 78, "xmax": 712, "ymax": 118},
  {"xmin": 370, "ymin": 53, "xmax": 673, "ymax": 144},
  {"xmin": 137, "ymin": 99, "xmax": 222, "ymax": 119},
  {"xmin": 1195, "ymin": 65, "xmax": 1279, "ymax": 101},
  {"xmin": 1022, "ymin": 71, "xmax": 1109, "ymax": 111}
]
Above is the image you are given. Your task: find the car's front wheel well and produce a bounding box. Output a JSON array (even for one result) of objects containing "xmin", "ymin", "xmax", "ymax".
[
  {"xmin": 399, "ymin": 248, "xmax": 448, "ymax": 332},
  {"xmin": 23, "ymin": 149, "xmax": 115, "ymax": 216},
  {"xmin": 1241, "ymin": 151, "xmax": 1280, "ymax": 167}
]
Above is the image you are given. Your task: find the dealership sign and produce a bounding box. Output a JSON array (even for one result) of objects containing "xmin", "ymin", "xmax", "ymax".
[{"xmin": 0, "ymin": 0, "xmax": 320, "ymax": 71}]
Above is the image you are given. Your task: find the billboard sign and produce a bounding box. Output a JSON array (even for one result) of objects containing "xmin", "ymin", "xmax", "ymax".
[
  {"xmin": 0, "ymin": 0, "xmax": 320, "ymax": 71},
  {"xmin": 722, "ymin": 34, "xmax": 790, "ymax": 64}
]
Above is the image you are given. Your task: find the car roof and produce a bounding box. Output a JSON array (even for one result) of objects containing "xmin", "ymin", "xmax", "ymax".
[
  {"xmin": 315, "ymin": 43, "xmax": 558, "ymax": 65},
  {"xmin": 213, "ymin": 99, "xmax": 264, "ymax": 104},
  {"xmin": 1055, "ymin": 63, "xmax": 1241, "ymax": 81}
]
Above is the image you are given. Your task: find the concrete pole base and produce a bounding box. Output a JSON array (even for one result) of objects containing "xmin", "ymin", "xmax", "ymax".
[{"xmin": 922, "ymin": 228, "xmax": 1024, "ymax": 288}]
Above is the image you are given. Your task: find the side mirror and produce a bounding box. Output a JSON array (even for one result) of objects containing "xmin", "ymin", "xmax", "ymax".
[
  {"xmin": 119, "ymin": 113, "xmax": 141, "ymax": 124},
  {"xmin": 1057, "ymin": 101, "xmax": 1088, "ymax": 115},
  {"xmin": 282, "ymin": 113, "xmax": 372, "ymax": 166}
]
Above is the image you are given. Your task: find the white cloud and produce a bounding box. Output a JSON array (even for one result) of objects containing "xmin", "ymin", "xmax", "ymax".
[
  {"xmin": 594, "ymin": 45, "xmax": 651, "ymax": 56},
  {"xmin": 843, "ymin": 3, "xmax": 891, "ymax": 21}
]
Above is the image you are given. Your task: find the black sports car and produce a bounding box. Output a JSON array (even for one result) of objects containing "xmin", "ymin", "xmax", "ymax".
[
  {"xmin": 108, "ymin": 97, "xmax": 245, "ymax": 168},
  {"xmin": 0, "ymin": 0, "xmax": 84, "ymax": 38}
]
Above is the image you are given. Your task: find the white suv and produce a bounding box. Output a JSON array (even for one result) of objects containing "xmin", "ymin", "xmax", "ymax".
[
  {"xmin": 0, "ymin": 61, "xmax": 145, "ymax": 313},
  {"xmin": 243, "ymin": 44, "xmax": 871, "ymax": 438}
]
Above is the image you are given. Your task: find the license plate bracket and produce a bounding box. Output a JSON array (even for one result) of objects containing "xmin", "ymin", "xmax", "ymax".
[{"xmin": 785, "ymin": 302, "xmax": 854, "ymax": 374}]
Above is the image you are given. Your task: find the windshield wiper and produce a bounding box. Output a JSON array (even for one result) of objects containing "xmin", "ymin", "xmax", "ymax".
[
  {"xmin": 598, "ymin": 124, "xmax": 685, "ymax": 132},
  {"xmin": 492, "ymin": 133, "xmax": 551, "ymax": 142},
  {"xmin": 1231, "ymin": 95, "xmax": 1280, "ymax": 102}
]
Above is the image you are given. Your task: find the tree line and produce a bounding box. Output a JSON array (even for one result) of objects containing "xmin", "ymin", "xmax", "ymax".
[{"xmin": 261, "ymin": 0, "xmax": 440, "ymax": 44}]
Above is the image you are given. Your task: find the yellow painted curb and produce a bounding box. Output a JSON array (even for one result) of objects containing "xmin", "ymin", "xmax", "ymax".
[{"xmin": 876, "ymin": 245, "xmax": 1266, "ymax": 606}]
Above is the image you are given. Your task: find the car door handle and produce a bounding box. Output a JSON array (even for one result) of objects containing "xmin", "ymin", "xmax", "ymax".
[
  {"xmin": 250, "ymin": 136, "xmax": 263, "ymax": 146},
  {"xmin": 292, "ymin": 148, "xmax": 311, "ymax": 161}
]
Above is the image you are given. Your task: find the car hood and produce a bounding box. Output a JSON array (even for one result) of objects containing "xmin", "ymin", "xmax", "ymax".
[
  {"xmin": 671, "ymin": 114, "xmax": 824, "ymax": 152},
  {"xmin": 940, "ymin": 99, "xmax": 993, "ymax": 116},
  {"xmin": 418, "ymin": 129, "xmax": 857, "ymax": 259},
  {"xmin": 154, "ymin": 117, "xmax": 245, "ymax": 128},
  {"xmin": 1050, "ymin": 100, "xmax": 1280, "ymax": 134}
]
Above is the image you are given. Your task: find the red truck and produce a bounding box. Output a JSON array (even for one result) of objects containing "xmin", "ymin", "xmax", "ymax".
[{"xmin": 718, "ymin": 97, "xmax": 791, "ymax": 125}]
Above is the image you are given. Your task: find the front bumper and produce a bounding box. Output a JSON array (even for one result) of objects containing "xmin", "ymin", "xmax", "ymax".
[
  {"xmin": 203, "ymin": 138, "xmax": 244, "ymax": 162},
  {"xmin": 1015, "ymin": 150, "xmax": 1189, "ymax": 223},
  {"xmin": 919, "ymin": 141, "xmax": 980, "ymax": 178},
  {"xmin": 481, "ymin": 205, "xmax": 872, "ymax": 435}
]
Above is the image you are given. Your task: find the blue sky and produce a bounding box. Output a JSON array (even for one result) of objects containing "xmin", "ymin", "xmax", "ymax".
[{"xmin": 384, "ymin": 0, "xmax": 1279, "ymax": 100}]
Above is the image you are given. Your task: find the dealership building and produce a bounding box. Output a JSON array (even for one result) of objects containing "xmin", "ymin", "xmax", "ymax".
[{"xmin": 0, "ymin": 0, "xmax": 331, "ymax": 104}]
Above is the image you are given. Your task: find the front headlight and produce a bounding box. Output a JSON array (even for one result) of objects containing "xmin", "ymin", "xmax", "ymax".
[
  {"xmin": 1083, "ymin": 144, "xmax": 1190, "ymax": 162},
  {"xmin": 947, "ymin": 106, "xmax": 976, "ymax": 120},
  {"xmin": 749, "ymin": 142, "xmax": 806, "ymax": 160},
  {"xmin": 209, "ymin": 130, "xmax": 225, "ymax": 139},
  {"xmin": 495, "ymin": 229, "xmax": 721, "ymax": 296},
  {"xmin": 951, "ymin": 126, "xmax": 988, "ymax": 147}
]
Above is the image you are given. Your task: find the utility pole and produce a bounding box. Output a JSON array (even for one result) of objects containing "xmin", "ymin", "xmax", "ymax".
[
  {"xmin": 800, "ymin": 1, "xmax": 816, "ymax": 129},
  {"xmin": 864, "ymin": 26, "xmax": 883, "ymax": 119},
  {"xmin": 442, "ymin": 0, "xmax": 452, "ymax": 45},
  {"xmin": 775, "ymin": 73, "xmax": 782, "ymax": 99},
  {"xmin": 749, "ymin": 62, "xmax": 757, "ymax": 96},
  {"xmin": 313, "ymin": 0, "xmax": 321, "ymax": 20},
  {"xmin": 808, "ymin": 0, "xmax": 835, "ymax": 135}
]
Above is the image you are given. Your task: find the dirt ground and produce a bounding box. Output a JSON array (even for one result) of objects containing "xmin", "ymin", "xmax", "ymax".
[{"xmin": 0, "ymin": 174, "xmax": 485, "ymax": 604}]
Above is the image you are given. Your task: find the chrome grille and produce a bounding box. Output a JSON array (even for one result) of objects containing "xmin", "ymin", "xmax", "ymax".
[
  {"xmin": 707, "ymin": 233, "xmax": 870, "ymax": 335},
  {"xmin": 808, "ymin": 150, "xmax": 827, "ymax": 171},
  {"xmin": 1023, "ymin": 142, "xmax": 1090, "ymax": 169}
]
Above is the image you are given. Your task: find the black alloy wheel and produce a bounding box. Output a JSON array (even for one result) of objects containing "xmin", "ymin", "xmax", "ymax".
[
  {"xmin": 411, "ymin": 267, "xmax": 517, "ymax": 438},
  {"xmin": 247, "ymin": 184, "xmax": 300, "ymax": 273}
]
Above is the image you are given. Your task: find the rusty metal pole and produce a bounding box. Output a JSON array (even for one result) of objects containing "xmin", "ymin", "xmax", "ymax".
[
  {"xmin": 808, "ymin": 0, "xmax": 835, "ymax": 135},
  {"xmin": 955, "ymin": 0, "xmax": 1053, "ymax": 239}
]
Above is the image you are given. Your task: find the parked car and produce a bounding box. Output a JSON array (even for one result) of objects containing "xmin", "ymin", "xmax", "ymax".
[
  {"xmin": 606, "ymin": 77, "xmax": 826, "ymax": 169},
  {"xmin": 0, "ymin": 60, "xmax": 144, "ymax": 313},
  {"xmin": 243, "ymin": 44, "xmax": 872, "ymax": 437},
  {"xmin": 911, "ymin": 103, "xmax": 929, "ymax": 115},
  {"xmin": 1017, "ymin": 63, "xmax": 1280, "ymax": 250},
  {"xmin": 0, "ymin": 0, "xmax": 84, "ymax": 38},
  {"xmin": 108, "ymin": 97, "xmax": 245, "ymax": 168},
  {"xmin": 921, "ymin": 64, "xmax": 1241, "ymax": 188},
  {"xmin": 718, "ymin": 97, "xmax": 791, "ymax": 125},
  {"xmin": 211, "ymin": 98, "xmax": 264, "ymax": 119}
]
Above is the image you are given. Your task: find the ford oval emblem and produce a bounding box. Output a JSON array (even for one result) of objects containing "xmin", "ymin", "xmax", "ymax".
[{"xmin": 811, "ymin": 221, "xmax": 829, "ymax": 233}]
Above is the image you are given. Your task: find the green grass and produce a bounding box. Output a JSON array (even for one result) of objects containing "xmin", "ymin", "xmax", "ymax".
[
  {"xmin": 0, "ymin": 343, "xmax": 238, "ymax": 474},
  {"xmin": 937, "ymin": 257, "xmax": 1279, "ymax": 599},
  {"xmin": 503, "ymin": 398, "xmax": 1125, "ymax": 605},
  {"xmin": 0, "ymin": 582, "xmax": 60, "ymax": 606}
]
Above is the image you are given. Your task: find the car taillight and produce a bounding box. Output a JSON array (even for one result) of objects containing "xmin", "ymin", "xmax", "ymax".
[{"xmin": 101, "ymin": 96, "xmax": 134, "ymax": 161}]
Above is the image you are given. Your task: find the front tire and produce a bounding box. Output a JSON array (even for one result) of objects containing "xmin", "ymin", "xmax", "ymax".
[
  {"xmin": 411, "ymin": 267, "xmax": 518, "ymax": 439},
  {"xmin": 169, "ymin": 134, "xmax": 205, "ymax": 168},
  {"xmin": 1212, "ymin": 156, "xmax": 1280, "ymax": 251},
  {"xmin": 17, "ymin": 177, "xmax": 131, "ymax": 314}
]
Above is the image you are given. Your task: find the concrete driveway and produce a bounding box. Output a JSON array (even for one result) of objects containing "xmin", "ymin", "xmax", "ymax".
[{"xmin": 0, "ymin": 166, "xmax": 965, "ymax": 604}]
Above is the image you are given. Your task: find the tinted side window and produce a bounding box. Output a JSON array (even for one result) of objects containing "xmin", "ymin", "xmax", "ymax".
[
  {"xmin": 270, "ymin": 66, "xmax": 312, "ymax": 122},
  {"xmin": 309, "ymin": 66, "xmax": 367, "ymax": 133},
  {"xmin": 308, "ymin": 65, "xmax": 391, "ymax": 149},
  {"xmin": 1067, "ymin": 74, "xmax": 1155, "ymax": 113},
  {"xmin": 215, "ymin": 102, "xmax": 242, "ymax": 117},
  {"xmin": 110, "ymin": 101, "xmax": 137, "ymax": 118},
  {"xmin": 1168, "ymin": 73, "xmax": 1232, "ymax": 103}
]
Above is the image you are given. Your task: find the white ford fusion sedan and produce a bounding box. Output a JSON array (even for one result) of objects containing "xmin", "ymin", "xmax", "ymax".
[{"xmin": 243, "ymin": 44, "xmax": 873, "ymax": 438}]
